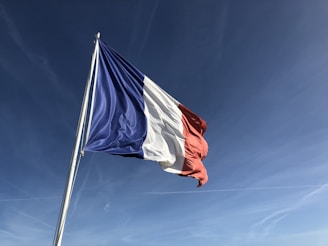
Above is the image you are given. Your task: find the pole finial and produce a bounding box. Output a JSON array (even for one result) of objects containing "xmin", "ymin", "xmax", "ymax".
[{"xmin": 96, "ymin": 32, "xmax": 101, "ymax": 39}]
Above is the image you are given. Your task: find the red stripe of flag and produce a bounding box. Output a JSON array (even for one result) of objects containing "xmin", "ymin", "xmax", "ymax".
[{"xmin": 178, "ymin": 104, "xmax": 208, "ymax": 187}]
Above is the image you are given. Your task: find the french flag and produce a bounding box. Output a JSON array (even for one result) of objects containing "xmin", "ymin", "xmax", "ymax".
[{"xmin": 84, "ymin": 39, "xmax": 208, "ymax": 187}]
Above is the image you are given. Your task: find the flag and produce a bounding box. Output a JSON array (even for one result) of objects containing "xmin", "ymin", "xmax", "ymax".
[{"xmin": 84, "ymin": 39, "xmax": 208, "ymax": 187}]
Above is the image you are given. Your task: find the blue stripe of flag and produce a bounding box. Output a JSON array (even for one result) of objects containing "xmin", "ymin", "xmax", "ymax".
[{"xmin": 84, "ymin": 39, "xmax": 147, "ymax": 158}]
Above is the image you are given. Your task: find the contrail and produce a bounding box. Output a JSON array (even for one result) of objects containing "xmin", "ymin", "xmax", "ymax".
[
  {"xmin": 0, "ymin": 229, "xmax": 16, "ymax": 237},
  {"xmin": 0, "ymin": 3, "xmax": 79, "ymax": 115},
  {"xmin": 145, "ymin": 184, "xmax": 326, "ymax": 195},
  {"xmin": 136, "ymin": 0, "xmax": 159, "ymax": 63},
  {"xmin": 248, "ymin": 183, "xmax": 328, "ymax": 239},
  {"xmin": 0, "ymin": 196, "xmax": 61, "ymax": 202},
  {"xmin": 17, "ymin": 210, "xmax": 55, "ymax": 229}
]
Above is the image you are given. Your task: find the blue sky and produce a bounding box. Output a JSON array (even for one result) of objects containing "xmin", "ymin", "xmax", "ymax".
[{"xmin": 1, "ymin": 0, "xmax": 328, "ymax": 245}]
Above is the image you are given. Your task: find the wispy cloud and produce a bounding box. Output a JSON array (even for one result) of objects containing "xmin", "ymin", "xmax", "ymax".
[
  {"xmin": 1, "ymin": 178, "xmax": 32, "ymax": 197},
  {"xmin": 1, "ymin": 209, "xmax": 54, "ymax": 245},
  {"xmin": 0, "ymin": 229, "xmax": 16, "ymax": 238},
  {"xmin": 247, "ymin": 183, "xmax": 328, "ymax": 241},
  {"xmin": 16, "ymin": 210, "xmax": 54, "ymax": 230},
  {"xmin": 145, "ymin": 184, "xmax": 326, "ymax": 195},
  {"xmin": 0, "ymin": 3, "xmax": 78, "ymax": 105},
  {"xmin": 0, "ymin": 197, "xmax": 60, "ymax": 203},
  {"xmin": 69, "ymin": 160, "xmax": 94, "ymax": 216},
  {"xmin": 300, "ymin": 183, "xmax": 328, "ymax": 202},
  {"xmin": 136, "ymin": 0, "xmax": 160, "ymax": 63}
]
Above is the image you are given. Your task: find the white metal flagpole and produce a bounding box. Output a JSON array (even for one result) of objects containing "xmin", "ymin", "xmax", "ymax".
[{"xmin": 52, "ymin": 32, "xmax": 100, "ymax": 246}]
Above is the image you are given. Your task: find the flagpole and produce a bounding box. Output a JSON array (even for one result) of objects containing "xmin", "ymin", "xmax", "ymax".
[{"xmin": 52, "ymin": 32, "xmax": 100, "ymax": 246}]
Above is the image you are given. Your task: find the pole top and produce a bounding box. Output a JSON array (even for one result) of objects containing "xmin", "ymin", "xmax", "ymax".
[{"xmin": 96, "ymin": 32, "xmax": 101, "ymax": 39}]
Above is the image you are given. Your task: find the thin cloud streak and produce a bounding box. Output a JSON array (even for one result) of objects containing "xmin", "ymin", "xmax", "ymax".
[
  {"xmin": 16, "ymin": 211, "xmax": 55, "ymax": 230},
  {"xmin": 69, "ymin": 161, "xmax": 93, "ymax": 216},
  {"xmin": 247, "ymin": 183, "xmax": 328, "ymax": 241},
  {"xmin": 136, "ymin": 0, "xmax": 159, "ymax": 63},
  {"xmin": 300, "ymin": 183, "xmax": 328, "ymax": 202},
  {"xmin": 0, "ymin": 229, "xmax": 16, "ymax": 237},
  {"xmin": 1, "ymin": 179, "xmax": 32, "ymax": 197},
  {"xmin": 145, "ymin": 184, "xmax": 327, "ymax": 195},
  {"xmin": 0, "ymin": 3, "xmax": 77, "ymax": 105},
  {"xmin": 0, "ymin": 197, "xmax": 61, "ymax": 203}
]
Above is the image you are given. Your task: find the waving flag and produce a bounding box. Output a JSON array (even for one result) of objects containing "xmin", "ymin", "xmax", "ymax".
[{"xmin": 84, "ymin": 39, "xmax": 208, "ymax": 187}]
